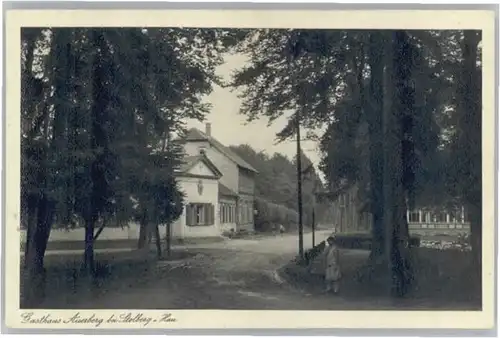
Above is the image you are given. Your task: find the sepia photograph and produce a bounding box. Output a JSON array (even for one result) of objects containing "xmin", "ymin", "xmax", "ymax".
[{"xmin": 4, "ymin": 8, "xmax": 496, "ymax": 331}]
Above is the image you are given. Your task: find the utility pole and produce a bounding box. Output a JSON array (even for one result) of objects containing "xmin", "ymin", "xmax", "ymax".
[
  {"xmin": 312, "ymin": 195, "xmax": 316, "ymax": 248},
  {"xmin": 164, "ymin": 127, "xmax": 172, "ymax": 259},
  {"xmin": 288, "ymin": 37, "xmax": 304, "ymax": 260},
  {"xmin": 296, "ymin": 115, "xmax": 304, "ymax": 260}
]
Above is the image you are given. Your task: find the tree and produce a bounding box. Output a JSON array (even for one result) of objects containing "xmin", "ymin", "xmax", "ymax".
[
  {"xmin": 410, "ymin": 30, "xmax": 482, "ymax": 276},
  {"xmin": 446, "ymin": 31, "xmax": 482, "ymax": 273},
  {"xmin": 384, "ymin": 30, "xmax": 417, "ymax": 296},
  {"xmin": 366, "ymin": 31, "xmax": 385, "ymax": 261},
  {"xmin": 229, "ymin": 144, "xmax": 324, "ymax": 228},
  {"xmin": 20, "ymin": 27, "xmax": 238, "ymax": 306},
  {"xmin": 229, "ymin": 29, "xmax": 463, "ymax": 295}
]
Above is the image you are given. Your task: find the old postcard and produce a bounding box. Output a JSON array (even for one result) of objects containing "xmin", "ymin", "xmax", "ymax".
[{"xmin": 3, "ymin": 6, "xmax": 496, "ymax": 331}]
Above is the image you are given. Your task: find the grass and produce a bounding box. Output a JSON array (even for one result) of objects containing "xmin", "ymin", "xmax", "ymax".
[
  {"xmin": 171, "ymin": 236, "xmax": 226, "ymax": 245},
  {"xmin": 20, "ymin": 239, "xmax": 137, "ymax": 252},
  {"xmin": 280, "ymin": 247, "xmax": 481, "ymax": 309},
  {"xmin": 20, "ymin": 237, "xmax": 227, "ymax": 253},
  {"xmin": 20, "ymin": 249, "xmax": 196, "ymax": 309},
  {"xmin": 330, "ymin": 232, "xmax": 421, "ymax": 250},
  {"xmin": 230, "ymin": 228, "xmax": 314, "ymax": 240}
]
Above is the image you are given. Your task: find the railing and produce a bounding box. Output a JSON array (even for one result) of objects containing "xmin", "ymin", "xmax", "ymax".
[{"xmin": 408, "ymin": 222, "xmax": 471, "ymax": 230}]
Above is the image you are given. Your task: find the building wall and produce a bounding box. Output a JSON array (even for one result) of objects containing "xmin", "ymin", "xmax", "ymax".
[
  {"xmin": 183, "ymin": 139, "xmax": 256, "ymax": 233},
  {"xmin": 172, "ymin": 175, "xmax": 221, "ymax": 238},
  {"xmin": 238, "ymin": 168, "xmax": 255, "ymax": 195},
  {"xmin": 189, "ymin": 160, "xmax": 218, "ymax": 176},
  {"xmin": 236, "ymin": 168, "xmax": 256, "ymax": 232},
  {"xmin": 237, "ymin": 193, "xmax": 255, "ymax": 232},
  {"xmin": 184, "ymin": 141, "xmax": 240, "ymax": 194},
  {"xmin": 328, "ymin": 185, "xmax": 371, "ymax": 233},
  {"xmin": 19, "ymin": 223, "xmax": 144, "ymax": 244},
  {"xmin": 325, "ymin": 183, "xmax": 471, "ymax": 236},
  {"xmin": 183, "ymin": 141, "xmax": 210, "ymax": 157}
]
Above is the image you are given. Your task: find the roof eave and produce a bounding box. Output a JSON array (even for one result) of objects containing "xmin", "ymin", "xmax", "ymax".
[
  {"xmin": 185, "ymin": 138, "xmax": 208, "ymax": 142},
  {"xmin": 201, "ymin": 157, "xmax": 223, "ymax": 178},
  {"xmin": 238, "ymin": 164, "xmax": 258, "ymax": 174},
  {"xmin": 219, "ymin": 192, "xmax": 238, "ymax": 198}
]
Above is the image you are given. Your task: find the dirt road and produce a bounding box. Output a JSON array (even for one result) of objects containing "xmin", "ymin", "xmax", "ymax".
[
  {"xmin": 41, "ymin": 230, "xmax": 477, "ymax": 311},
  {"xmin": 57, "ymin": 230, "xmax": 368, "ymax": 310}
]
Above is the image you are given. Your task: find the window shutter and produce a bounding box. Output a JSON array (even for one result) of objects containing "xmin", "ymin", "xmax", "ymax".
[
  {"xmin": 186, "ymin": 204, "xmax": 191, "ymax": 226},
  {"xmin": 211, "ymin": 204, "xmax": 215, "ymax": 225},
  {"xmin": 204, "ymin": 203, "xmax": 210, "ymax": 225}
]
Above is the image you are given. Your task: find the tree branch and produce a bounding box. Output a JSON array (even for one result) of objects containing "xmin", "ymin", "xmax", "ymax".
[{"xmin": 93, "ymin": 219, "xmax": 107, "ymax": 242}]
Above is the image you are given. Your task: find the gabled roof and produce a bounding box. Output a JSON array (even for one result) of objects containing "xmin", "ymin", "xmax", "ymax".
[
  {"xmin": 184, "ymin": 128, "xmax": 258, "ymax": 173},
  {"xmin": 218, "ymin": 183, "xmax": 238, "ymax": 198},
  {"xmin": 177, "ymin": 154, "xmax": 222, "ymax": 178}
]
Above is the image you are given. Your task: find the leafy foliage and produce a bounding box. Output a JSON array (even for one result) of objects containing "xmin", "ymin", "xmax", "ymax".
[
  {"xmin": 228, "ymin": 144, "xmax": 332, "ymax": 227},
  {"xmin": 229, "ymin": 29, "xmax": 480, "ymax": 213},
  {"xmin": 20, "ymin": 27, "xmax": 236, "ymax": 290}
]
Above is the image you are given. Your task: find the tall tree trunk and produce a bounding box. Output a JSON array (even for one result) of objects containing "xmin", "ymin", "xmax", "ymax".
[
  {"xmin": 84, "ymin": 28, "xmax": 110, "ymax": 276},
  {"xmin": 154, "ymin": 224, "xmax": 162, "ymax": 259},
  {"xmin": 367, "ymin": 31, "xmax": 386, "ymax": 262},
  {"xmin": 21, "ymin": 28, "xmax": 42, "ymax": 133},
  {"xmin": 83, "ymin": 217, "xmax": 95, "ymax": 275},
  {"xmin": 166, "ymin": 222, "xmax": 172, "ymax": 258},
  {"xmin": 138, "ymin": 214, "xmax": 148, "ymax": 250},
  {"xmin": 22, "ymin": 196, "xmax": 54, "ymax": 308},
  {"xmin": 21, "ymin": 30, "xmax": 64, "ymax": 308},
  {"xmin": 23, "ymin": 195, "xmax": 38, "ymax": 268},
  {"xmin": 147, "ymin": 223, "xmax": 154, "ymax": 244},
  {"xmin": 459, "ymin": 30, "xmax": 482, "ymax": 279},
  {"xmin": 381, "ymin": 32, "xmax": 396, "ymax": 294},
  {"xmin": 387, "ymin": 30, "xmax": 415, "ymax": 297},
  {"xmin": 468, "ymin": 202, "xmax": 482, "ymax": 279}
]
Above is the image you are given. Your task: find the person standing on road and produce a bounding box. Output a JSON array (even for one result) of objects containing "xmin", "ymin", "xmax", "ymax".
[
  {"xmin": 279, "ymin": 224, "xmax": 285, "ymax": 235},
  {"xmin": 324, "ymin": 235, "xmax": 341, "ymax": 294}
]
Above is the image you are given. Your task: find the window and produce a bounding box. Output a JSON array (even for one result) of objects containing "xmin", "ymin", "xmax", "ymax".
[
  {"xmin": 198, "ymin": 146, "xmax": 207, "ymax": 155},
  {"xmin": 186, "ymin": 203, "xmax": 214, "ymax": 226},
  {"xmin": 435, "ymin": 212, "xmax": 447, "ymax": 223},
  {"xmin": 196, "ymin": 204, "xmax": 205, "ymax": 224},
  {"xmin": 220, "ymin": 203, "xmax": 235, "ymax": 224},
  {"xmin": 239, "ymin": 204, "xmax": 245, "ymax": 224},
  {"xmin": 238, "ymin": 202, "xmax": 252, "ymax": 224},
  {"xmin": 339, "ymin": 194, "xmax": 347, "ymax": 208},
  {"xmin": 248, "ymin": 202, "xmax": 253, "ymax": 223},
  {"xmin": 408, "ymin": 211, "xmax": 420, "ymax": 223}
]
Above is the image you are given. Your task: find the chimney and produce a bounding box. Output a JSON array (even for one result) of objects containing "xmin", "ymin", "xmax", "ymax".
[{"xmin": 205, "ymin": 123, "xmax": 211, "ymax": 137}]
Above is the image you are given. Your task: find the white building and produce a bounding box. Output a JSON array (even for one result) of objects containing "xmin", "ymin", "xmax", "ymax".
[{"xmin": 171, "ymin": 123, "xmax": 258, "ymax": 238}]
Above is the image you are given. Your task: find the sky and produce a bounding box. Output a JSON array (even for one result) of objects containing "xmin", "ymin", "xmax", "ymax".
[{"xmin": 184, "ymin": 53, "xmax": 325, "ymax": 180}]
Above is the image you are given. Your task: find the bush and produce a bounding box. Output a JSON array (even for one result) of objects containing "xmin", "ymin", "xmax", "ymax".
[
  {"xmin": 254, "ymin": 197, "xmax": 298, "ymax": 232},
  {"xmin": 333, "ymin": 232, "xmax": 421, "ymax": 250},
  {"xmin": 334, "ymin": 233, "xmax": 372, "ymax": 249},
  {"xmin": 409, "ymin": 236, "xmax": 421, "ymax": 248}
]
